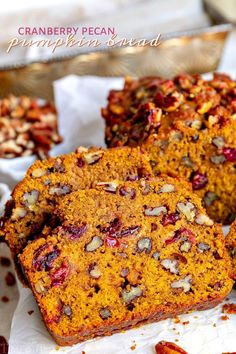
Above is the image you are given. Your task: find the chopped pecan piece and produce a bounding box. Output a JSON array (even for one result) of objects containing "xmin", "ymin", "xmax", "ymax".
[
  {"xmin": 161, "ymin": 258, "xmax": 179, "ymax": 274},
  {"xmin": 97, "ymin": 181, "xmax": 118, "ymax": 193},
  {"xmin": 144, "ymin": 205, "xmax": 167, "ymax": 216},
  {"xmin": 99, "ymin": 307, "xmax": 111, "ymax": 319},
  {"xmin": 195, "ymin": 213, "xmax": 214, "ymax": 226},
  {"xmin": 137, "ymin": 237, "xmax": 152, "ymax": 254},
  {"xmin": 64, "ymin": 305, "xmax": 72, "ymax": 317},
  {"xmin": 85, "ymin": 236, "xmax": 103, "ymax": 252},
  {"xmin": 171, "ymin": 275, "xmax": 192, "ymax": 293},
  {"xmin": 83, "ymin": 151, "xmax": 104, "ymax": 164},
  {"xmin": 122, "ymin": 286, "xmax": 143, "ymax": 304},
  {"xmin": 158, "ymin": 184, "xmax": 176, "ymax": 193},
  {"xmin": 161, "ymin": 212, "xmax": 180, "ymax": 226},
  {"xmin": 177, "ymin": 202, "xmax": 196, "ymax": 221}
]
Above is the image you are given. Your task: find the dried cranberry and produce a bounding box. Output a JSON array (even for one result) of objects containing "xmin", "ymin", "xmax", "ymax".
[
  {"xmin": 217, "ymin": 115, "xmax": 228, "ymax": 127},
  {"xmin": 191, "ymin": 172, "xmax": 208, "ymax": 190},
  {"xmin": 137, "ymin": 167, "xmax": 149, "ymax": 179},
  {"xmin": 164, "ymin": 95, "xmax": 177, "ymax": 109},
  {"xmin": 161, "ymin": 212, "xmax": 180, "ymax": 226},
  {"xmin": 128, "ymin": 189, "xmax": 136, "ymax": 200},
  {"xmin": 165, "ymin": 232, "xmax": 181, "ymax": 245},
  {"xmin": 147, "ymin": 108, "xmax": 157, "ymax": 125},
  {"xmin": 223, "ymin": 147, "xmax": 236, "ymax": 162},
  {"xmin": 151, "ymin": 223, "xmax": 158, "ymax": 232},
  {"xmin": 155, "ymin": 92, "xmax": 177, "ymax": 109},
  {"xmin": 99, "ymin": 218, "xmax": 139, "ymax": 238},
  {"xmin": 172, "ymin": 253, "xmax": 187, "ymax": 264},
  {"xmin": 165, "ymin": 228, "xmax": 195, "ymax": 245},
  {"xmin": 155, "ymin": 92, "xmax": 164, "ymax": 107},
  {"xmin": 105, "ymin": 236, "xmax": 120, "ymax": 247},
  {"xmin": 119, "ymin": 187, "xmax": 128, "ymax": 196},
  {"xmin": 32, "ymin": 245, "xmax": 47, "ymax": 270},
  {"xmin": 120, "ymin": 225, "xmax": 140, "ymax": 237},
  {"xmin": 46, "ymin": 303, "xmax": 63, "ymax": 324},
  {"xmin": 119, "ymin": 186, "xmax": 136, "ymax": 199},
  {"xmin": 179, "ymin": 228, "xmax": 195, "ymax": 243},
  {"xmin": 50, "ymin": 261, "xmax": 70, "ymax": 287},
  {"xmin": 60, "ymin": 224, "xmax": 87, "ymax": 240},
  {"xmin": 125, "ymin": 174, "xmax": 139, "ymax": 181},
  {"xmin": 32, "ymin": 244, "xmax": 60, "ymax": 271},
  {"xmin": 77, "ymin": 157, "xmax": 85, "ymax": 168},
  {"xmin": 99, "ymin": 217, "xmax": 122, "ymax": 236}
]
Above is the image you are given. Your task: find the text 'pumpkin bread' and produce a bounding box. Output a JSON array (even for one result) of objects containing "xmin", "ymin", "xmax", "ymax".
[{"xmin": 19, "ymin": 178, "xmax": 233, "ymax": 346}]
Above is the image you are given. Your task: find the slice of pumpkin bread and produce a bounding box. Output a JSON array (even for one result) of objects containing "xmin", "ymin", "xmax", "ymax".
[
  {"xmin": 1, "ymin": 146, "xmax": 153, "ymax": 273},
  {"xmin": 19, "ymin": 178, "xmax": 233, "ymax": 346}
]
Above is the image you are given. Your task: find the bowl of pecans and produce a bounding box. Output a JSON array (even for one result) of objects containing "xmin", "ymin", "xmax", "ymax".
[{"xmin": 0, "ymin": 94, "xmax": 62, "ymax": 187}]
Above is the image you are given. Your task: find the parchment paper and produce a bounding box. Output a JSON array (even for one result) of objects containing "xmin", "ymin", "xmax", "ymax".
[
  {"xmin": 0, "ymin": 183, "xmax": 19, "ymax": 346},
  {"xmin": 4, "ymin": 75, "xmax": 236, "ymax": 354}
]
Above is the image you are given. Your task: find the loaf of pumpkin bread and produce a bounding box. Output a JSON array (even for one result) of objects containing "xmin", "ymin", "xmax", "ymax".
[
  {"xmin": 102, "ymin": 73, "xmax": 236, "ymax": 224},
  {"xmin": 19, "ymin": 178, "xmax": 233, "ymax": 346}
]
